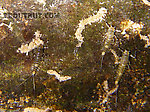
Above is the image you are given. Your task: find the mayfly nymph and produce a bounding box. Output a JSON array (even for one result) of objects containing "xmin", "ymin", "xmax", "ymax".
[
  {"xmin": 100, "ymin": 26, "xmax": 115, "ymax": 69},
  {"xmin": 115, "ymin": 50, "xmax": 129, "ymax": 85}
]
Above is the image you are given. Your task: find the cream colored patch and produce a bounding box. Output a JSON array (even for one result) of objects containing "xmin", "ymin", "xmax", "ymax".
[
  {"xmin": 120, "ymin": 20, "xmax": 143, "ymax": 35},
  {"xmin": 24, "ymin": 107, "xmax": 45, "ymax": 112},
  {"xmin": 47, "ymin": 70, "xmax": 71, "ymax": 82},
  {"xmin": 142, "ymin": 0, "xmax": 150, "ymax": 6},
  {"xmin": 17, "ymin": 30, "xmax": 44, "ymax": 55},
  {"xmin": 74, "ymin": 7, "xmax": 107, "ymax": 47}
]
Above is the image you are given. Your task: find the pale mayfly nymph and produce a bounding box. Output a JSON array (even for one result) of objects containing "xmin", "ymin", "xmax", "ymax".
[
  {"xmin": 115, "ymin": 50, "xmax": 129, "ymax": 85},
  {"xmin": 100, "ymin": 26, "xmax": 115, "ymax": 70},
  {"xmin": 98, "ymin": 50, "xmax": 129, "ymax": 105}
]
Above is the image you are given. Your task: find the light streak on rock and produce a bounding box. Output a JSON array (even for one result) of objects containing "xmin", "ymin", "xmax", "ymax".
[
  {"xmin": 17, "ymin": 30, "xmax": 44, "ymax": 55},
  {"xmin": 142, "ymin": 0, "xmax": 150, "ymax": 6},
  {"xmin": 47, "ymin": 70, "xmax": 71, "ymax": 82},
  {"xmin": 75, "ymin": 7, "xmax": 107, "ymax": 47}
]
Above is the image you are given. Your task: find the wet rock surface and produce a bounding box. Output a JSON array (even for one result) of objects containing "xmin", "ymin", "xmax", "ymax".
[{"xmin": 0, "ymin": 0, "xmax": 149, "ymax": 111}]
